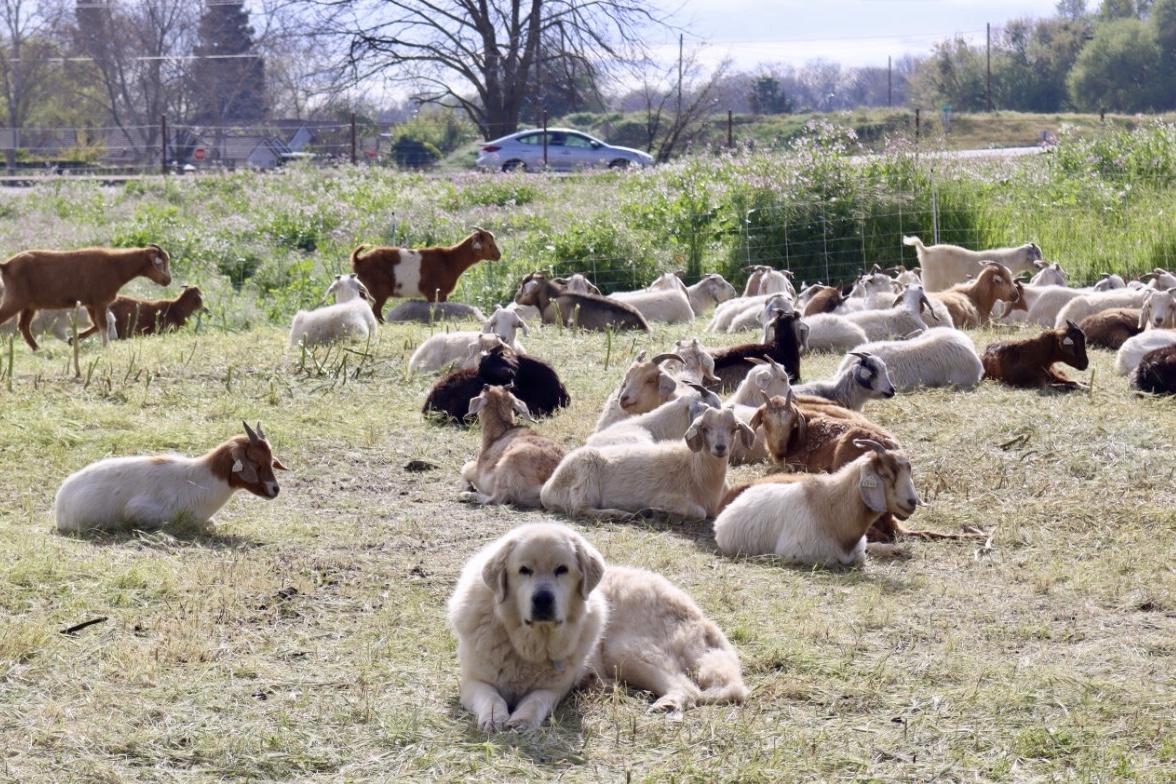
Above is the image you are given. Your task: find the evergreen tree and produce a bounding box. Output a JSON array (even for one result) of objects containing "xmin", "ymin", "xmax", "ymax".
[
  {"xmin": 191, "ymin": 1, "xmax": 266, "ymax": 125},
  {"xmin": 749, "ymin": 76, "xmax": 792, "ymax": 114}
]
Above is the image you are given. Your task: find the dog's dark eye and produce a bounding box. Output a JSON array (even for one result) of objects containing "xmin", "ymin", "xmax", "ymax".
[
  {"xmin": 554, "ymin": 565, "xmax": 568, "ymax": 576},
  {"xmin": 518, "ymin": 566, "xmax": 532, "ymax": 576}
]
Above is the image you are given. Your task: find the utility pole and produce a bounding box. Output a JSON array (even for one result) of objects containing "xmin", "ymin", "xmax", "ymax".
[
  {"xmin": 160, "ymin": 114, "xmax": 168, "ymax": 175},
  {"xmin": 727, "ymin": 110, "xmax": 733, "ymax": 148},
  {"xmin": 986, "ymin": 23, "xmax": 993, "ymax": 112},
  {"xmin": 350, "ymin": 113, "xmax": 357, "ymax": 165},
  {"xmin": 887, "ymin": 56, "xmax": 893, "ymax": 107},
  {"xmin": 677, "ymin": 33, "xmax": 684, "ymax": 118}
]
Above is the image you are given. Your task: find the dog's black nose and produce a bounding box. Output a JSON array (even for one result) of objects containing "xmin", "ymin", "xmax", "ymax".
[{"xmin": 531, "ymin": 590, "xmax": 556, "ymax": 621}]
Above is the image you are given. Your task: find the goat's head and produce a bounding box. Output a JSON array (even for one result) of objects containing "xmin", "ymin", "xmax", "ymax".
[
  {"xmin": 650, "ymin": 271, "xmax": 689, "ymax": 295},
  {"xmin": 742, "ymin": 356, "xmax": 793, "ymax": 399},
  {"xmin": 750, "ymin": 390, "xmax": 804, "ymax": 464},
  {"xmin": 1057, "ymin": 320, "xmax": 1089, "ymax": 371},
  {"xmin": 1139, "ymin": 288, "xmax": 1176, "ymax": 330},
  {"xmin": 847, "ymin": 351, "xmax": 896, "ymax": 399},
  {"xmin": 461, "ymin": 334, "xmax": 507, "ymax": 370},
  {"xmin": 1024, "ymin": 243, "xmax": 1044, "ymax": 262},
  {"xmin": 702, "ymin": 273, "xmax": 737, "ymax": 303},
  {"xmin": 144, "ymin": 243, "xmax": 172, "ymax": 286},
  {"xmin": 671, "ymin": 337, "xmax": 720, "ymax": 385},
  {"xmin": 684, "ymin": 405, "xmax": 753, "ymax": 461},
  {"xmin": 513, "ymin": 272, "xmax": 547, "ymax": 306},
  {"xmin": 1093, "ymin": 272, "xmax": 1125, "ymax": 292},
  {"xmin": 980, "ymin": 262, "xmax": 1019, "ymax": 303},
  {"xmin": 768, "ymin": 310, "xmax": 808, "ymax": 371},
  {"xmin": 467, "ymin": 383, "xmax": 532, "ymax": 424},
  {"xmin": 484, "ymin": 307, "xmax": 529, "ymax": 340},
  {"xmin": 229, "ymin": 421, "xmax": 286, "ymax": 500},
  {"xmin": 326, "ymin": 273, "xmax": 371, "ymax": 304},
  {"xmin": 477, "ymin": 344, "xmax": 520, "ymax": 385},
  {"xmin": 469, "ymin": 226, "xmax": 501, "ymax": 261},
  {"xmin": 854, "ymin": 439, "xmax": 920, "ymax": 520},
  {"xmin": 178, "ymin": 284, "xmax": 211, "ymax": 314},
  {"xmin": 616, "ymin": 351, "xmax": 680, "ymax": 412},
  {"xmin": 893, "ymin": 284, "xmax": 934, "ymax": 320}
]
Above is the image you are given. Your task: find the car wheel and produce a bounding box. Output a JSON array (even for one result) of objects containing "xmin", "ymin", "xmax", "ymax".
[
  {"xmin": 502, "ymin": 160, "xmax": 526, "ymax": 173},
  {"xmin": 608, "ymin": 159, "xmax": 630, "ymax": 170}
]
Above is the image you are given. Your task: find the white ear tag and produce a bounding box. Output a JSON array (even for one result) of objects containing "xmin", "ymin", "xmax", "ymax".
[
  {"xmin": 232, "ymin": 459, "xmax": 245, "ymax": 473},
  {"xmin": 1063, "ymin": 337, "xmax": 1074, "ymax": 346},
  {"xmin": 860, "ymin": 475, "xmax": 878, "ymax": 488}
]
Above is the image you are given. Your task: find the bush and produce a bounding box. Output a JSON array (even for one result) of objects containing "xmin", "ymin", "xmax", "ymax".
[{"xmin": 391, "ymin": 136, "xmax": 442, "ymax": 169}]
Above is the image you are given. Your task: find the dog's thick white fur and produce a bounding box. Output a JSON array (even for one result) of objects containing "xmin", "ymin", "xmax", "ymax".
[{"xmin": 447, "ymin": 523, "xmax": 746, "ymax": 731}]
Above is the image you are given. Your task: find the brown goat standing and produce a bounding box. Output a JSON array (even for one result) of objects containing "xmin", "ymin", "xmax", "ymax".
[
  {"xmin": 108, "ymin": 285, "xmax": 209, "ymax": 339},
  {"xmin": 351, "ymin": 228, "xmax": 501, "ymax": 321},
  {"xmin": 0, "ymin": 244, "xmax": 171, "ymax": 350},
  {"xmin": 982, "ymin": 321, "xmax": 1089, "ymax": 390}
]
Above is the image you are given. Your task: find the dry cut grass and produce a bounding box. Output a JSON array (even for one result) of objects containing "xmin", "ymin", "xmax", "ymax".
[{"xmin": 0, "ymin": 318, "xmax": 1173, "ymax": 783}]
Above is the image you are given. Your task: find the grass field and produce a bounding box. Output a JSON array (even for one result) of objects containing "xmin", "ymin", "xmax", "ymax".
[{"xmin": 0, "ymin": 316, "xmax": 1173, "ymax": 782}]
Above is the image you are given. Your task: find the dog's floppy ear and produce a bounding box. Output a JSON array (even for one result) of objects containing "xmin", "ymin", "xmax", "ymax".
[
  {"xmin": 573, "ymin": 534, "xmax": 606, "ymax": 599},
  {"xmin": 482, "ymin": 536, "xmax": 516, "ymax": 603}
]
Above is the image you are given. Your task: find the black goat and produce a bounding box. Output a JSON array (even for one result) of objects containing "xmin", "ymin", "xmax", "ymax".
[
  {"xmin": 1131, "ymin": 344, "xmax": 1176, "ymax": 394},
  {"xmin": 423, "ymin": 345, "xmax": 570, "ymax": 424},
  {"xmin": 710, "ymin": 310, "xmax": 807, "ymax": 392}
]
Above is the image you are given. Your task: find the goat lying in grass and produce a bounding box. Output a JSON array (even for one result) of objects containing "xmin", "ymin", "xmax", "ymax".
[{"xmin": 981, "ymin": 321, "xmax": 1089, "ymax": 390}]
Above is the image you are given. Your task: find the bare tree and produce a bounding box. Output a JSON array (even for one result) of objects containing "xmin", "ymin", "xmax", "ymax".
[
  {"xmin": 630, "ymin": 51, "xmax": 728, "ymax": 161},
  {"xmin": 323, "ymin": 0, "xmax": 663, "ymax": 139},
  {"xmin": 0, "ymin": 0, "xmax": 60, "ymax": 171}
]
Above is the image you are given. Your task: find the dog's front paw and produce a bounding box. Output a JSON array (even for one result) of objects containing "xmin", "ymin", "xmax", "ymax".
[
  {"xmin": 504, "ymin": 711, "xmax": 542, "ymax": 732},
  {"xmin": 477, "ymin": 700, "xmax": 510, "ymax": 732}
]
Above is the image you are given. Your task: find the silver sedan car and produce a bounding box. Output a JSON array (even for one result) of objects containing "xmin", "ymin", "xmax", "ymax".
[{"xmin": 476, "ymin": 128, "xmax": 654, "ymax": 172}]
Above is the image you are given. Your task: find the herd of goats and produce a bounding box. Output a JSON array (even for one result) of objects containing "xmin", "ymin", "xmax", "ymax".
[{"xmin": 2, "ymin": 228, "xmax": 1174, "ymax": 730}]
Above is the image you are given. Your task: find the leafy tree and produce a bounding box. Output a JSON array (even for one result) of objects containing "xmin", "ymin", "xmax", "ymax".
[
  {"xmin": 1067, "ymin": 18, "xmax": 1163, "ymax": 110},
  {"xmin": 909, "ymin": 38, "xmax": 988, "ymax": 111},
  {"xmin": 1099, "ymin": 0, "xmax": 1140, "ymax": 18},
  {"xmin": 996, "ymin": 17, "xmax": 1089, "ymax": 111},
  {"xmin": 1057, "ymin": 0, "xmax": 1089, "ymax": 19}
]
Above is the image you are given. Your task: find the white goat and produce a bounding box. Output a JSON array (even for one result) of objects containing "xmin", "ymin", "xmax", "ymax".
[
  {"xmin": 794, "ymin": 351, "xmax": 895, "ymax": 410},
  {"xmin": 542, "ymin": 406, "xmax": 753, "ymax": 520},
  {"xmin": 1092, "ymin": 273, "xmax": 1127, "ymax": 292},
  {"xmin": 55, "ymin": 422, "xmax": 285, "ymax": 533},
  {"xmin": 290, "ymin": 277, "xmax": 378, "ymax": 348},
  {"xmin": 1142, "ymin": 268, "xmax": 1176, "ymax": 290},
  {"xmin": 664, "ymin": 336, "xmax": 720, "ymax": 385},
  {"xmin": 902, "ymin": 235, "xmax": 1043, "ymax": 292},
  {"xmin": 839, "ymin": 328, "xmax": 983, "ymax": 391},
  {"xmin": 1029, "ymin": 261, "xmax": 1068, "ymax": 287},
  {"xmin": 1138, "ymin": 288, "xmax": 1176, "ymax": 330},
  {"xmin": 713, "ymin": 440, "xmax": 920, "ymax": 566},
  {"xmin": 0, "ymin": 305, "xmax": 97, "ymax": 344},
  {"xmin": 802, "ymin": 313, "xmax": 870, "ymax": 353},
  {"xmin": 685, "ymin": 273, "xmax": 738, "ymax": 314},
  {"xmin": 734, "ymin": 293, "xmax": 792, "ymax": 335},
  {"xmin": 587, "ymin": 384, "xmax": 721, "ymax": 447},
  {"xmin": 609, "ymin": 282, "xmax": 695, "ymax": 324},
  {"xmin": 844, "ymin": 284, "xmax": 936, "ymax": 341},
  {"xmin": 556, "ymin": 273, "xmax": 602, "ymax": 295},
  {"xmin": 1115, "ymin": 329, "xmax": 1176, "ymax": 376},
  {"xmin": 726, "ymin": 357, "xmax": 793, "ymax": 407},
  {"xmin": 1054, "ymin": 288, "xmax": 1151, "ymax": 328},
  {"xmin": 408, "ymin": 306, "xmax": 528, "ymax": 373}
]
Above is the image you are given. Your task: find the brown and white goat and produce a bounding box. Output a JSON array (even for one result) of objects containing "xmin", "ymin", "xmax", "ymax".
[
  {"xmin": 981, "ymin": 321, "xmax": 1089, "ymax": 390},
  {"xmin": 108, "ymin": 284, "xmax": 209, "ymax": 339},
  {"xmin": 727, "ymin": 391, "xmax": 979, "ymax": 542},
  {"xmin": 54, "ymin": 422, "xmax": 286, "ymax": 533},
  {"xmin": 802, "ymin": 285, "xmax": 844, "ymax": 316},
  {"xmin": 928, "ymin": 261, "xmax": 1019, "ymax": 328},
  {"xmin": 351, "ymin": 228, "xmax": 501, "ymax": 320},
  {"xmin": 461, "ymin": 385, "xmax": 566, "ymax": 508},
  {"xmin": 0, "ymin": 244, "xmax": 171, "ymax": 349}
]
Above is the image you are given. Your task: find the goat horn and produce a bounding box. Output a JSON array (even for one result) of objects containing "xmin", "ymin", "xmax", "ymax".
[
  {"xmin": 852, "ymin": 438, "xmax": 889, "ymax": 455},
  {"xmin": 849, "ymin": 351, "xmax": 871, "ymax": 360},
  {"xmin": 256, "ymin": 421, "xmax": 267, "ymax": 440},
  {"xmin": 871, "ymin": 264, "xmax": 882, "ymax": 273},
  {"xmin": 1100, "ymin": 272, "xmax": 1111, "ymax": 279},
  {"xmin": 781, "ymin": 270, "xmax": 794, "ymax": 278},
  {"xmin": 242, "ymin": 421, "xmax": 259, "ymax": 443},
  {"xmin": 1140, "ymin": 272, "xmax": 1157, "ymax": 282},
  {"xmin": 651, "ymin": 353, "xmax": 684, "ymax": 365}
]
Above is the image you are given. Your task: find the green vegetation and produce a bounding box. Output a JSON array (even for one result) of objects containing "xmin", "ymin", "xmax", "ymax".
[{"xmin": 2, "ymin": 120, "xmax": 1172, "ymax": 318}]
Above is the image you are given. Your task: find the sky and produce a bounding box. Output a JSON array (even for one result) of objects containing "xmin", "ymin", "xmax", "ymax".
[{"xmin": 650, "ymin": 0, "xmax": 1064, "ymax": 70}]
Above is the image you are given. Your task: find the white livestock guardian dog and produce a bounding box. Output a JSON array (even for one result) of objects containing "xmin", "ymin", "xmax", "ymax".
[{"xmin": 448, "ymin": 523, "xmax": 747, "ymax": 732}]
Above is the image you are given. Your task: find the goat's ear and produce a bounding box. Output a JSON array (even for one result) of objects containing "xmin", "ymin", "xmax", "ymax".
[
  {"xmin": 573, "ymin": 534, "xmax": 606, "ymax": 599},
  {"xmin": 510, "ymin": 394, "xmax": 534, "ymax": 421},
  {"xmin": 749, "ymin": 406, "xmax": 764, "ymax": 432},
  {"xmin": 791, "ymin": 409, "xmax": 807, "ymax": 446},
  {"xmin": 858, "ymin": 463, "xmax": 888, "ymax": 513},
  {"xmin": 230, "ymin": 445, "xmax": 259, "ymax": 483},
  {"xmin": 1138, "ymin": 302, "xmax": 1151, "ymax": 329},
  {"xmin": 481, "ymin": 536, "xmax": 514, "ymax": 604},
  {"xmin": 466, "ymin": 395, "xmax": 488, "ymax": 418},
  {"xmin": 272, "ymin": 458, "xmax": 288, "ymax": 471},
  {"xmin": 684, "ymin": 421, "xmax": 705, "ymax": 452},
  {"xmin": 516, "ymin": 316, "xmax": 530, "ymax": 336},
  {"xmin": 737, "ymin": 421, "xmax": 755, "ymax": 449},
  {"xmin": 657, "ymin": 372, "xmax": 677, "ymax": 398}
]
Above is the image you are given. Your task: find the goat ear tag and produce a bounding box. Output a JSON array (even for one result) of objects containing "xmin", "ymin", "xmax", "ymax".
[
  {"xmin": 860, "ymin": 475, "xmax": 878, "ymax": 489},
  {"xmin": 1063, "ymin": 337, "xmax": 1074, "ymax": 346},
  {"xmin": 232, "ymin": 459, "xmax": 245, "ymax": 474}
]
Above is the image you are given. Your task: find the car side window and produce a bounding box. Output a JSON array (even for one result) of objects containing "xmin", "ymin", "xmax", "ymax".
[
  {"xmin": 565, "ymin": 134, "xmax": 594, "ymax": 149},
  {"xmin": 547, "ymin": 132, "xmax": 566, "ymax": 146},
  {"xmin": 516, "ymin": 133, "xmax": 541, "ymax": 145}
]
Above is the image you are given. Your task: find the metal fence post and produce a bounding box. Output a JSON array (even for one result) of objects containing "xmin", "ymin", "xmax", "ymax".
[{"xmin": 160, "ymin": 114, "xmax": 168, "ymax": 175}]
